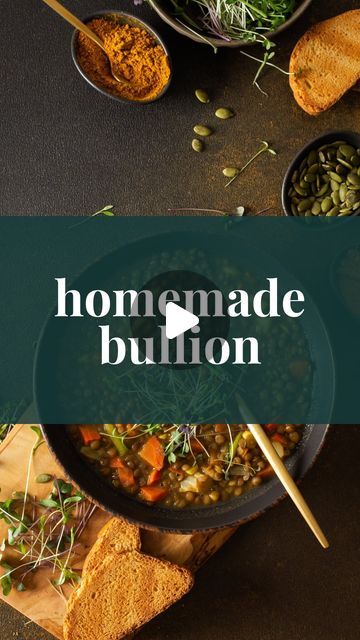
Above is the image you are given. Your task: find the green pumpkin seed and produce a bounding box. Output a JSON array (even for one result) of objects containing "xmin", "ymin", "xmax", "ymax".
[
  {"xmin": 332, "ymin": 191, "xmax": 341, "ymax": 206},
  {"xmin": 222, "ymin": 167, "xmax": 239, "ymax": 178},
  {"xmin": 307, "ymin": 150, "xmax": 318, "ymax": 166},
  {"xmin": 328, "ymin": 171, "xmax": 342, "ymax": 183},
  {"xmin": 318, "ymin": 151, "xmax": 326, "ymax": 163},
  {"xmin": 348, "ymin": 173, "xmax": 360, "ymax": 187},
  {"xmin": 316, "ymin": 184, "xmax": 330, "ymax": 197},
  {"xmin": 321, "ymin": 197, "xmax": 333, "ymax": 213},
  {"xmin": 291, "ymin": 203, "xmax": 298, "ymax": 216},
  {"xmin": 339, "ymin": 184, "xmax": 348, "ymax": 202},
  {"xmin": 351, "ymin": 155, "xmax": 360, "ymax": 167},
  {"xmin": 308, "ymin": 163, "xmax": 319, "ymax": 174},
  {"xmin": 36, "ymin": 473, "xmax": 53, "ymax": 484},
  {"xmin": 339, "ymin": 144, "xmax": 355, "ymax": 159},
  {"xmin": 294, "ymin": 184, "xmax": 309, "ymax": 196},
  {"xmin": 195, "ymin": 89, "xmax": 210, "ymax": 103},
  {"xmin": 215, "ymin": 108, "xmax": 234, "ymax": 120},
  {"xmin": 326, "ymin": 206, "xmax": 340, "ymax": 217},
  {"xmin": 311, "ymin": 201, "xmax": 321, "ymax": 215},
  {"xmin": 337, "ymin": 157, "xmax": 353, "ymax": 170},
  {"xmin": 330, "ymin": 180, "xmax": 340, "ymax": 192},
  {"xmin": 193, "ymin": 125, "xmax": 213, "ymax": 137},
  {"xmin": 192, "ymin": 139, "xmax": 204, "ymax": 152},
  {"xmin": 298, "ymin": 199, "xmax": 313, "ymax": 213}
]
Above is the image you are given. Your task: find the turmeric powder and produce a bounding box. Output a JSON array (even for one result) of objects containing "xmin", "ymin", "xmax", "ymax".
[{"xmin": 76, "ymin": 17, "xmax": 171, "ymax": 102}]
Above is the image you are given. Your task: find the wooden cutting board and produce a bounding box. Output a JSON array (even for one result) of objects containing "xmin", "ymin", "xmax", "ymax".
[{"xmin": 0, "ymin": 425, "xmax": 237, "ymax": 639}]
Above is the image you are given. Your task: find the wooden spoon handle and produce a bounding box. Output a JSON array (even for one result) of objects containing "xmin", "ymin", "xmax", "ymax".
[
  {"xmin": 247, "ymin": 424, "xmax": 329, "ymax": 549},
  {"xmin": 42, "ymin": 0, "xmax": 105, "ymax": 51}
]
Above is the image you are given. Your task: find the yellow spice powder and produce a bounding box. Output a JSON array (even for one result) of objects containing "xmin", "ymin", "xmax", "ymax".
[{"xmin": 76, "ymin": 18, "xmax": 171, "ymax": 102}]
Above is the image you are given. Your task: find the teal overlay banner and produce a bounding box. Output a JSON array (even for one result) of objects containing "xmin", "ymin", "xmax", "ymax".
[{"xmin": 0, "ymin": 216, "xmax": 359, "ymax": 424}]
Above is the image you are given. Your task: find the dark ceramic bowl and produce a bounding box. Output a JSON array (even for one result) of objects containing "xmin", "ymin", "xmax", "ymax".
[
  {"xmin": 71, "ymin": 10, "xmax": 172, "ymax": 105},
  {"xmin": 42, "ymin": 425, "xmax": 328, "ymax": 532},
  {"xmin": 148, "ymin": 0, "xmax": 312, "ymax": 49},
  {"xmin": 282, "ymin": 130, "xmax": 360, "ymax": 217}
]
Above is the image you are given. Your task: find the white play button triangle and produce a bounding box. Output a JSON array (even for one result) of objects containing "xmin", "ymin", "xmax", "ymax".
[{"xmin": 165, "ymin": 302, "xmax": 199, "ymax": 340}]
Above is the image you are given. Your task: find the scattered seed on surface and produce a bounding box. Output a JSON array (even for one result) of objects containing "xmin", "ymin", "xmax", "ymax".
[
  {"xmin": 193, "ymin": 124, "xmax": 213, "ymax": 137},
  {"xmin": 36, "ymin": 473, "xmax": 53, "ymax": 484},
  {"xmin": 192, "ymin": 138, "xmax": 204, "ymax": 152},
  {"xmin": 215, "ymin": 107, "xmax": 234, "ymax": 120},
  {"xmin": 195, "ymin": 89, "xmax": 210, "ymax": 103},
  {"xmin": 222, "ymin": 167, "xmax": 239, "ymax": 178}
]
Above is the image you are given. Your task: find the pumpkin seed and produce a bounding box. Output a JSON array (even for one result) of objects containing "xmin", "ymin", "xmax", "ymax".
[
  {"xmin": 195, "ymin": 89, "xmax": 210, "ymax": 103},
  {"xmin": 339, "ymin": 184, "xmax": 348, "ymax": 202},
  {"xmin": 294, "ymin": 184, "xmax": 308, "ymax": 196},
  {"xmin": 193, "ymin": 125, "xmax": 213, "ymax": 137},
  {"xmin": 311, "ymin": 201, "xmax": 321, "ymax": 215},
  {"xmin": 36, "ymin": 473, "xmax": 53, "ymax": 484},
  {"xmin": 348, "ymin": 173, "xmax": 360, "ymax": 187},
  {"xmin": 298, "ymin": 199, "xmax": 313, "ymax": 213},
  {"xmin": 192, "ymin": 139, "xmax": 204, "ymax": 152},
  {"xmin": 307, "ymin": 150, "xmax": 318, "ymax": 166},
  {"xmin": 222, "ymin": 167, "xmax": 239, "ymax": 178},
  {"xmin": 321, "ymin": 197, "xmax": 333, "ymax": 213},
  {"xmin": 339, "ymin": 144, "xmax": 355, "ymax": 159},
  {"xmin": 215, "ymin": 108, "xmax": 234, "ymax": 120},
  {"xmin": 326, "ymin": 206, "xmax": 340, "ymax": 217}
]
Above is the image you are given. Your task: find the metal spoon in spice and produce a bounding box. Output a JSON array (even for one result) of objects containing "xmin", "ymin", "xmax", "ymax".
[{"xmin": 42, "ymin": 0, "xmax": 131, "ymax": 86}]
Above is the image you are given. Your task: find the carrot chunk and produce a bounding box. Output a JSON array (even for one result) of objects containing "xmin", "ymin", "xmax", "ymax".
[
  {"xmin": 79, "ymin": 426, "xmax": 101, "ymax": 446},
  {"xmin": 147, "ymin": 469, "xmax": 162, "ymax": 485},
  {"xmin": 257, "ymin": 465, "xmax": 275, "ymax": 479},
  {"xmin": 271, "ymin": 433, "xmax": 287, "ymax": 446},
  {"xmin": 109, "ymin": 457, "xmax": 124, "ymax": 468},
  {"xmin": 138, "ymin": 436, "xmax": 165, "ymax": 471},
  {"xmin": 140, "ymin": 486, "xmax": 168, "ymax": 502},
  {"xmin": 117, "ymin": 464, "xmax": 136, "ymax": 488}
]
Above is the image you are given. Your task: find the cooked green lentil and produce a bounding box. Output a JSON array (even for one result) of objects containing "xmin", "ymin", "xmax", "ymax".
[{"xmin": 68, "ymin": 424, "xmax": 304, "ymax": 508}]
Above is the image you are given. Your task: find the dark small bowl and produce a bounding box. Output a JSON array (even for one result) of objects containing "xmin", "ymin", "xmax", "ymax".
[
  {"xmin": 42, "ymin": 425, "xmax": 328, "ymax": 533},
  {"xmin": 282, "ymin": 130, "xmax": 360, "ymax": 217},
  {"xmin": 71, "ymin": 10, "xmax": 172, "ymax": 105},
  {"xmin": 148, "ymin": 0, "xmax": 312, "ymax": 49}
]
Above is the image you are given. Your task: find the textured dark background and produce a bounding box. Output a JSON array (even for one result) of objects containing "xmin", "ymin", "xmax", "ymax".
[
  {"xmin": 0, "ymin": 426, "xmax": 359, "ymax": 639},
  {"xmin": 0, "ymin": 0, "xmax": 359, "ymax": 215},
  {"xmin": 0, "ymin": 0, "xmax": 359, "ymax": 637}
]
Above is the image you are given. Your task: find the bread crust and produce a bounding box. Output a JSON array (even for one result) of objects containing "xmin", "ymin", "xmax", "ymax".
[
  {"xmin": 82, "ymin": 517, "xmax": 141, "ymax": 576},
  {"xmin": 289, "ymin": 10, "xmax": 360, "ymax": 115}
]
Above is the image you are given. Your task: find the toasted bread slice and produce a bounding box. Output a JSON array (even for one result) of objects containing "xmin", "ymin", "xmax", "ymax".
[
  {"xmin": 289, "ymin": 10, "xmax": 360, "ymax": 115},
  {"xmin": 64, "ymin": 550, "xmax": 194, "ymax": 640},
  {"xmin": 82, "ymin": 517, "xmax": 141, "ymax": 576}
]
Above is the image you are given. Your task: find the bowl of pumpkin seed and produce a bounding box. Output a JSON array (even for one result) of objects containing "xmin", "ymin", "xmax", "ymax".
[{"xmin": 282, "ymin": 131, "xmax": 360, "ymax": 218}]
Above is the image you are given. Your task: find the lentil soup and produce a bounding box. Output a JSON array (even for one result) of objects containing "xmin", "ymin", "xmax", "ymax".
[{"xmin": 68, "ymin": 424, "xmax": 304, "ymax": 508}]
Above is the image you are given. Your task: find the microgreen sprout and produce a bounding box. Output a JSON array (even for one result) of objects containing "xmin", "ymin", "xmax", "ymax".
[
  {"xmin": 225, "ymin": 140, "xmax": 277, "ymax": 187},
  {"xmin": 69, "ymin": 205, "xmax": 115, "ymax": 229},
  {"xmin": 0, "ymin": 427, "xmax": 94, "ymax": 596}
]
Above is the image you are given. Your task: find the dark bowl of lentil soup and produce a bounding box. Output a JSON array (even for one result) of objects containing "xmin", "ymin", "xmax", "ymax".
[{"xmin": 42, "ymin": 424, "xmax": 328, "ymax": 532}]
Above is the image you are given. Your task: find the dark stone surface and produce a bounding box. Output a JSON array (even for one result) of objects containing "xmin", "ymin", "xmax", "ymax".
[
  {"xmin": 0, "ymin": 0, "xmax": 359, "ymax": 216},
  {"xmin": 0, "ymin": 426, "xmax": 359, "ymax": 640}
]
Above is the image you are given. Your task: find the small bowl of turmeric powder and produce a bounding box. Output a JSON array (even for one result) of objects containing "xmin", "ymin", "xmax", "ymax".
[{"xmin": 71, "ymin": 11, "xmax": 172, "ymax": 104}]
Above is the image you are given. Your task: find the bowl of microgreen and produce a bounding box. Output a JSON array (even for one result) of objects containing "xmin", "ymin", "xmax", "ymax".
[{"xmin": 148, "ymin": 0, "xmax": 312, "ymax": 50}]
